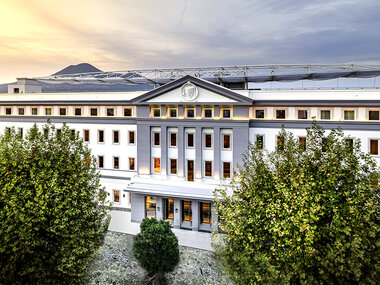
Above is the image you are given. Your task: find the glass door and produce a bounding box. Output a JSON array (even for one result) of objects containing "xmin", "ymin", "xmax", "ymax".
[{"xmin": 164, "ymin": 198, "xmax": 174, "ymax": 221}]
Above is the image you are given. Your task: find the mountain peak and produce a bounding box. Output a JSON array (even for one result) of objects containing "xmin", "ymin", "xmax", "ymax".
[{"xmin": 52, "ymin": 63, "xmax": 102, "ymax": 76}]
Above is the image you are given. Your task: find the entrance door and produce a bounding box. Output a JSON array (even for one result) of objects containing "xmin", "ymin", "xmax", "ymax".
[{"xmin": 187, "ymin": 160, "xmax": 194, "ymax": 181}]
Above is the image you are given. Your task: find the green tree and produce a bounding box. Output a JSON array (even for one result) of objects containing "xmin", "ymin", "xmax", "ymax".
[
  {"xmin": 0, "ymin": 122, "xmax": 110, "ymax": 284},
  {"xmin": 213, "ymin": 123, "xmax": 379, "ymax": 284},
  {"xmin": 134, "ymin": 218, "xmax": 180, "ymax": 285}
]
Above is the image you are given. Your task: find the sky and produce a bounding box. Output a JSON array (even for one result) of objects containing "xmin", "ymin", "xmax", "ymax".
[{"xmin": 0, "ymin": 0, "xmax": 380, "ymax": 83}]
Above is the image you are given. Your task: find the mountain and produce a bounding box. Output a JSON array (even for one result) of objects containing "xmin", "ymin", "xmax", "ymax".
[{"xmin": 52, "ymin": 63, "xmax": 102, "ymax": 76}]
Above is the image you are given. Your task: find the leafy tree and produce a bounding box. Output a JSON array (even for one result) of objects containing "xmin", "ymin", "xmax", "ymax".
[
  {"xmin": 0, "ymin": 122, "xmax": 111, "ymax": 284},
  {"xmin": 134, "ymin": 218, "xmax": 180, "ymax": 284},
  {"xmin": 213, "ymin": 123, "xmax": 379, "ymax": 284}
]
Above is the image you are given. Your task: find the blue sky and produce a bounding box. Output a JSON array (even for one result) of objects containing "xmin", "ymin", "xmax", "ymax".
[{"xmin": 1, "ymin": 0, "xmax": 380, "ymax": 83}]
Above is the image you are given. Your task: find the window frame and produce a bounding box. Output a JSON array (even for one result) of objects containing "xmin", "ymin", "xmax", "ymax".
[
  {"xmin": 74, "ymin": 107, "xmax": 82, "ymax": 116},
  {"xmin": 170, "ymin": 158, "xmax": 177, "ymax": 175},
  {"xmin": 222, "ymin": 134, "xmax": 232, "ymax": 150},
  {"xmin": 186, "ymin": 132, "xmax": 195, "ymax": 148},
  {"xmin": 369, "ymin": 139, "xmax": 379, "ymax": 155},
  {"xmin": 83, "ymin": 129, "xmax": 90, "ymax": 143},
  {"xmin": 106, "ymin": 108, "xmax": 115, "ymax": 117},
  {"xmin": 153, "ymin": 157, "xmax": 161, "ymax": 173},
  {"xmin": 204, "ymin": 133, "xmax": 213, "ymax": 149},
  {"xmin": 98, "ymin": 155, "xmax": 104, "ymax": 168},
  {"xmin": 31, "ymin": 107, "xmax": 38, "ymax": 115},
  {"xmin": 124, "ymin": 107, "xmax": 133, "ymax": 117},
  {"xmin": 275, "ymin": 109, "xmax": 286, "ymax": 119},
  {"xmin": 98, "ymin": 130, "xmax": 105, "ymax": 144},
  {"xmin": 169, "ymin": 132, "xmax": 177, "ymax": 148},
  {"xmin": 129, "ymin": 157, "xmax": 135, "ymax": 170},
  {"xmin": 203, "ymin": 107, "xmax": 213, "ymax": 118},
  {"xmin": 152, "ymin": 107, "xmax": 161, "ymax": 118},
  {"xmin": 204, "ymin": 161, "xmax": 213, "ymax": 177},
  {"xmin": 368, "ymin": 110, "xmax": 380, "ymax": 121},
  {"xmin": 168, "ymin": 107, "xmax": 178, "ymax": 118},
  {"xmin": 297, "ymin": 109, "xmax": 308, "ymax": 120},
  {"xmin": 113, "ymin": 156, "xmax": 119, "ymax": 169},
  {"xmin": 344, "ymin": 109, "xmax": 356, "ymax": 121},
  {"xmin": 129, "ymin": 131, "xmax": 136, "ymax": 145},
  {"xmin": 223, "ymin": 162, "xmax": 231, "ymax": 179},
  {"xmin": 255, "ymin": 109, "xmax": 265, "ymax": 119},
  {"xmin": 221, "ymin": 108, "xmax": 232, "ymax": 119},
  {"xmin": 5, "ymin": 107, "xmax": 12, "ymax": 115},
  {"xmin": 90, "ymin": 108, "xmax": 98, "ymax": 117},
  {"xmin": 45, "ymin": 108, "xmax": 52, "ymax": 116},
  {"xmin": 153, "ymin": 132, "xmax": 160, "ymax": 147},
  {"xmin": 113, "ymin": 190, "xmax": 120, "ymax": 203},
  {"xmin": 18, "ymin": 108, "xmax": 25, "ymax": 115},
  {"xmin": 113, "ymin": 130, "xmax": 120, "ymax": 144},
  {"xmin": 186, "ymin": 107, "xmax": 195, "ymax": 118},
  {"xmin": 59, "ymin": 107, "xmax": 67, "ymax": 116},
  {"xmin": 320, "ymin": 109, "xmax": 332, "ymax": 120}
]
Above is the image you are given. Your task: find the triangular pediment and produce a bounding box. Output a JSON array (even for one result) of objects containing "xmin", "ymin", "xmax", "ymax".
[{"xmin": 132, "ymin": 75, "xmax": 252, "ymax": 105}]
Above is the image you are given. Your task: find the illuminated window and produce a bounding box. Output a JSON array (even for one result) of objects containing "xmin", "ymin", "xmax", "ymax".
[
  {"xmin": 223, "ymin": 134, "xmax": 231, "ymax": 149},
  {"xmin": 205, "ymin": 134, "xmax": 212, "ymax": 149},
  {"xmin": 113, "ymin": 190, "xmax": 120, "ymax": 203},
  {"xmin": 200, "ymin": 202, "xmax": 211, "ymax": 224},
  {"xmin": 129, "ymin": 158, "xmax": 135, "ymax": 170},
  {"xmin": 113, "ymin": 130, "xmax": 119, "ymax": 144},
  {"xmin": 204, "ymin": 108, "xmax": 213, "ymax": 118},
  {"xmin": 164, "ymin": 199, "xmax": 174, "ymax": 220},
  {"xmin": 84, "ymin": 129, "xmax": 90, "ymax": 142},
  {"xmin": 145, "ymin": 196, "xmax": 156, "ymax": 218},
  {"xmin": 182, "ymin": 200, "xmax": 192, "ymax": 221},
  {"xmin": 90, "ymin": 108, "xmax": 98, "ymax": 116},
  {"xmin": 256, "ymin": 135, "xmax": 264, "ymax": 149},
  {"xmin": 298, "ymin": 110, "xmax": 308, "ymax": 119},
  {"xmin": 299, "ymin": 137, "xmax": 306, "ymax": 150},
  {"xmin": 124, "ymin": 108, "xmax": 132, "ymax": 117},
  {"xmin": 98, "ymin": 156, "xmax": 104, "ymax": 168},
  {"xmin": 255, "ymin": 109, "xmax": 264, "ymax": 118},
  {"xmin": 169, "ymin": 108, "xmax": 177, "ymax": 118},
  {"xmin": 222, "ymin": 109, "xmax": 231, "ymax": 118},
  {"xmin": 170, "ymin": 159, "xmax": 177, "ymax": 174},
  {"xmin": 5, "ymin": 108, "xmax": 11, "ymax": 115},
  {"xmin": 187, "ymin": 133, "xmax": 194, "ymax": 148},
  {"xmin": 98, "ymin": 130, "xmax": 104, "ymax": 143},
  {"xmin": 276, "ymin": 110, "xmax": 286, "ymax": 119},
  {"xmin": 59, "ymin": 108, "xmax": 67, "ymax": 116},
  {"xmin": 321, "ymin": 110, "xmax": 331, "ymax": 120},
  {"xmin": 153, "ymin": 132, "xmax": 160, "ymax": 146},
  {"xmin": 129, "ymin": 131, "xmax": 135, "ymax": 144},
  {"xmin": 187, "ymin": 160, "xmax": 194, "ymax": 181},
  {"xmin": 205, "ymin": 161, "xmax": 212, "ymax": 177},
  {"xmin": 344, "ymin": 110, "xmax": 355, "ymax": 120},
  {"xmin": 170, "ymin": 133, "xmax": 177, "ymax": 147},
  {"xmin": 154, "ymin": 158, "xmax": 160, "ymax": 173},
  {"xmin": 369, "ymin": 111, "xmax": 379, "ymax": 120},
  {"xmin": 32, "ymin": 108, "xmax": 38, "ymax": 115},
  {"xmin": 187, "ymin": 108, "xmax": 195, "ymax": 118},
  {"xmin": 113, "ymin": 157, "xmax": 119, "ymax": 169},
  {"xmin": 153, "ymin": 107, "xmax": 160, "ymax": 117},
  {"xmin": 370, "ymin": 140, "xmax": 378, "ymax": 155},
  {"xmin": 75, "ymin": 108, "xmax": 81, "ymax": 116},
  {"xmin": 223, "ymin": 162, "xmax": 231, "ymax": 178},
  {"xmin": 107, "ymin": 108, "xmax": 114, "ymax": 116},
  {"xmin": 18, "ymin": 108, "xmax": 24, "ymax": 115},
  {"xmin": 45, "ymin": 108, "xmax": 52, "ymax": 116}
]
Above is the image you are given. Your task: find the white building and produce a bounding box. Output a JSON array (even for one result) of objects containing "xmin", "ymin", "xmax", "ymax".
[{"xmin": 2, "ymin": 67, "xmax": 380, "ymax": 232}]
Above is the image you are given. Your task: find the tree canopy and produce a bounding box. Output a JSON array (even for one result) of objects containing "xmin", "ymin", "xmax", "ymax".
[
  {"xmin": 0, "ymin": 122, "xmax": 110, "ymax": 284},
  {"xmin": 214, "ymin": 123, "xmax": 379, "ymax": 284}
]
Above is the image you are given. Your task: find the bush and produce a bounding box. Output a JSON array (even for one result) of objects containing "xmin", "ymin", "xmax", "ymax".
[
  {"xmin": 0, "ymin": 122, "xmax": 111, "ymax": 284},
  {"xmin": 213, "ymin": 123, "xmax": 380, "ymax": 284},
  {"xmin": 134, "ymin": 218, "xmax": 179, "ymax": 284}
]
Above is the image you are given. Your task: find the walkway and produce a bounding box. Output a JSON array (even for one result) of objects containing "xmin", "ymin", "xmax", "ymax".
[{"xmin": 108, "ymin": 210, "xmax": 213, "ymax": 251}]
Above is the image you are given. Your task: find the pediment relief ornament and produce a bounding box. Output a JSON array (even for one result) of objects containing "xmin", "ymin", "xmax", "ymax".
[{"xmin": 181, "ymin": 81, "xmax": 198, "ymax": 101}]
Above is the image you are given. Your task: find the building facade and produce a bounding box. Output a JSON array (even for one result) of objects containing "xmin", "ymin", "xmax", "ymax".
[{"xmin": 2, "ymin": 75, "xmax": 380, "ymax": 232}]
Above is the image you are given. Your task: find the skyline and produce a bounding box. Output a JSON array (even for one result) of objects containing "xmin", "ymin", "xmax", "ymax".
[{"xmin": 1, "ymin": 0, "xmax": 380, "ymax": 83}]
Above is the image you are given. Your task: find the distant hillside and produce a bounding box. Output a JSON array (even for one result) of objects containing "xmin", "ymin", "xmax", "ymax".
[{"xmin": 0, "ymin": 63, "xmax": 153, "ymax": 93}]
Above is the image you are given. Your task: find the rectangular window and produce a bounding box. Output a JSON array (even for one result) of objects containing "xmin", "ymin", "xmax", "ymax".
[
  {"xmin": 256, "ymin": 135, "xmax": 264, "ymax": 149},
  {"xmin": 98, "ymin": 130, "xmax": 104, "ymax": 143},
  {"xmin": 170, "ymin": 159, "xmax": 177, "ymax": 174},
  {"xmin": 182, "ymin": 200, "xmax": 192, "ymax": 221},
  {"xmin": 169, "ymin": 108, "xmax": 177, "ymax": 118},
  {"xmin": 170, "ymin": 133, "xmax": 177, "ymax": 147},
  {"xmin": 187, "ymin": 108, "xmax": 195, "ymax": 118},
  {"xmin": 205, "ymin": 161, "xmax": 212, "ymax": 177},
  {"xmin": 255, "ymin": 109, "xmax": 264, "ymax": 118},
  {"xmin": 321, "ymin": 110, "xmax": 331, "ymax": 120},
  {"xmin": 344, "ymin": 110, "xmax": 355, "ymax": 120},
  {"xmin": 113, "ymin": 157, "xmax": 119, "ymax": 169},
  {"xmin": 32, "ymin": 108, "xmax": 38, "ymax": 115},
  {"xmin": 18, "ymin": 128, "xmax": 23, "ymax": 138},
  {"xmin": 45, "ymin": 108, "xmax": 52, "ymax": 116},
  {"xmin": 369, "ymin": 110, "xmax": 379, "ymax": 121},
  {"xmin": 153, "ymin": 107, "xmax": 161, "ymax": 117},
  {"xmin": 14, "ymin": 88, "xmax": 19, "ymax": 93},
  {"xmin": 113, "ymin": 190, "xmax": 120, "ymax": 203},
  {"xmin": 5, "ymin": 108, "xmax": 12, "ymax": 115},
  {"xmin": 153, "ymin": 132, "xmax": 160, "ymax": 146},
  {"xmin": 223, "ymin": 134, "xmax": 231, "ymax": 149},
  {"xmin": 223, "ymin": 162, "xmax": 231, "ymax": 179},
  {"xmin": 154, "ymin": 158, "xmax": 160, "ymax": 173},
  {"xmin": 124, "ymin": 108, "xmax": 132, "ymax": 117},
  {"xmin": 129, "ymin": 131, "xmax": 135, "ymax": 144},
  {"xmin": 187, "ymin": 133, "xmax": 194, "ymax": 148},
  {"xmin": 204, "ymin": 108, "xmax": 213, "ymax": 118},
  {"xmin": 113, "ymin": 130, "xmax": 119, "ymax": 144},
  {"xmin": 370, "ymin": 140, "xmax": 378, "ymax": 155},
  {"xmin": 59, "ymin": 108, "xmax": 67, "ymax": 116},
  {"xmin": 75, "ymin": 108, "xmax": 81, "ymax": 116},
  {"xmin": 276, "ymin": 110, "xmax": 286, "ymax": 119},
  {"xmin": 164, "ymin": 199, "xmax": 174, "ymax": 220},
  {"xmin": 107, "ymin": 108, "xmax": 115, "ymax": 117},
  {"xmin": 298, "ymin": 110, "xmax": 308, "ymax": 119},
  {"xmin": 18, "ymin": 108, "xmax": 24, "ymax": 115},
  {"xmin": 205, "ymin": 134, "xmax": 212, "ymax": 149},
  {"xmin": 129, "ymin": 157, "xmax": 135, "ymax": 170},
  {"xmin": 222, "ymin": 109, "xmax": 231, "ymax": 118},
  {"xmin": 299, "ymin": 137, "xmax": 306, "ymax": 150},
  {"xmin": 90, "ymin": 108, "xmax": 98, "ymax": 116},
  {"xmin": 187, "ymin": 160, "xmax": 194, "ymax": 181},
  {"xmin": 84, "ymin": 130, "xmax": 90, "ymax": 142},
  {"xmin": 98, "ymin": 156, "xmax": 104, "ymax": 168},
  {"xmin": 146, "ymin": 196, "xmax": 156, "ymax": 218},
  {"xmin": 200, "ymin": 202, "xmax": 212, "ymax": 224},
  {"xmin": 277, "ymin": 136, "xmax": 285, "ymax": 151}
]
